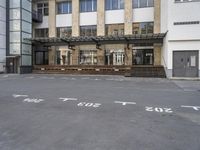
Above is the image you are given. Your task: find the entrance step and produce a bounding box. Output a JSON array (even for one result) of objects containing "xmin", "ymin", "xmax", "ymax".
[{"xmin": 128, "ymin": 66, "xmax": 166, "ymax": 78}]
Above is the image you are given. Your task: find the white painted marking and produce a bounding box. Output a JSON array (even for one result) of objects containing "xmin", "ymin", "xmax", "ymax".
[
  {"xmin": 59, "ymin": 98, "xmax": 78, "ymax": 102},
  {"xmin": 114, "ymin": 101, "xmax": 136, "ymax": 106},
  {"xmin": 77, "ymin": 102, "xmax": 101, "ymax": 108},
  {"xmin": 23, "ymin": 98, "xmax": 44, "ymax": 103},
  {"xmin": 181, "ymin": 105, "xmax": 200, "ymax": 111},
  {"xmin": 13, "ymin": 94, "xmax": 28, "ymax": 98},
  {"xmin": 145, "ymin": 107, "xmax": 173, "ymax": 113}
]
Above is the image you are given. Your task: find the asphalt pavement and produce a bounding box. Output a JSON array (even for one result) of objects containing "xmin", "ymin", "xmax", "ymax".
[{"xmin": 0, "ymin": 74, "xmax": 200, "ymax": 150}]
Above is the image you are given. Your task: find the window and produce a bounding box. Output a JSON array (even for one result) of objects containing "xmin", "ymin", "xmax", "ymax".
[
  {"xmin": 35, "ymin": 51, "xmax": 48, "ymax": 65},
  {"xmin": 37, "ymin": 3, "xmax": 49, "ymax": 16},
  {"xmin": 80, "ymin": 0, "xmax": 97, "ymax": 12},
  {"xmin": 133, "ymin": 49, "xmax": 153, "ymax": 65},
  {"xmin": 133, "ymin": 0, "xmax": 154, "ymax": 8},
  {"xmin": 80, "ymin": 26, "xmax": 97, "ymax": 36},
  {"xmin": 35, "ymin": 28, "xmax": 49, "ymax": 37},
  {"xmin": 106, "ymin": 0, "xmax": 124, "ymax": 10},
  {"xmin": 80, "ymin": 50, "xmax": 97, "ymax": 65},
  {"xmin": 57, "ymin": 27, "xmax": 72, "ymax": 37},
  {"xmin": 175, "ymin": 0, "xmax": 200, "ymax": 2},
  {"xmin": 105, "ymin": 50, "xmax": 125, "ymax": 65},
  {"xmin": 105, "ymin": 24, "xmax": 124, "ymax": 36},
  {"xmin": 133, "ymin": 22, "xmax": 154, "ymax": 34},
  {"xmin": 57, "ymin": 1, "xmax": 72, "ymax": 14}
]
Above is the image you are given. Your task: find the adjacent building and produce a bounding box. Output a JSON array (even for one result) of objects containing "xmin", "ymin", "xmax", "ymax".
[{"xmin": 1, "ymin": 0, "xmax": 200, "ymax": 78}]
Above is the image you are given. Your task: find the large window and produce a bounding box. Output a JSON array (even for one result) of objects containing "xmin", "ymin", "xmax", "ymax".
[
  {"xmin": 105, "ymin": 50, "xmax": 125, "ymax": 65},
  {"xmin": 133, "ymin": 49, "xmax": 153, "ymax": 65},
  {"xmin": 57, "ymin": 27, "xmax": 72, "ymax": 37},
  {"xmin": 80, "ymin": 50, "xmax": 97, "ymax": 65},
  {"xmin": 57, "ymin": 1, "xmax": 72, "ymax": 14},
  {"xmin": 133, "ymin": 22, "xmax": 154, "ymax": 34},
  {"xmin": 106, "ymin": 0, "xmax": 124, "ymax": 10},
  {"xmin": 35, "ymin": 51, "xmax": 48, "ymax": 65},
  {"xmin": 35, "ymin": 28, "xmax": 49, "ymax": 38},
  {"xmin": 80, "ymin": 0, "xmax": 97, "ymax": 12},
  {"xmin": 133, "ymin": 0, "xmax": 154, "ymax": 8},
  {"xmin": 105, "ymin": 24, "xmax": 124, "ymax": 36},
  {"xmin": 37, "ymin": 3, "xmax": 49, "ymax": 16},
  {"xmin": 80, "ymin": 26, "xmax": 97, "ymax": 36}
]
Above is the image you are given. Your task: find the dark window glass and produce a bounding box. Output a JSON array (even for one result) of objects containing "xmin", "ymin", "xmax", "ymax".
[
  {"xmin": 35, "ymin": 51, "xmax": 48, "ymax": 65},
  {"xmin": 35, "ymin": 28, "xmax": 49, "ymax": 37},
  {"xmin": 80, "ymin": 26, "xmax": 97, "ymax": 36},
  {"xmin": 57, "ymin": 1, "xmax": 72, "ymax": 14},
  {"xmin": 80, "ymin": 0, "xmax": 97, "ymax": 12},
  {"xmin": 57, "ymin": 27, "xmax": 72, "ymax": 37},
  {"xmin": 133, "ymin": 0, "xmax": 154, "ymax": 8},
  {"xmin": 133, "ymin": 22, "xmax": 154, "ymax": 34},
  {"xmin": 37, "ymin": 3, "xmax": 49, "ymax": 16},
  {"xmin": 105, "ymin": 0, "xmax": 124, "ymax": 10},
  {"xmin": 105, "ymin": 24, "xmax": 124, "ymax": 36},
  {"xmin": 133, "ymin": 49, "xmax": 153, "ymax": 65}
]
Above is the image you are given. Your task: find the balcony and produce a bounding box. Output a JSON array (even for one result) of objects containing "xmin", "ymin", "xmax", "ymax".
[{"xmin": 32, "ymin": 10, "xmax": 43, "ymax": 23}]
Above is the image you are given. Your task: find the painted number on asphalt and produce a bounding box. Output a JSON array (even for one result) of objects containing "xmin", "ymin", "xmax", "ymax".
[
  {"xmin": 145, "ymin": 107, "xmax": 173, "ymax": 113},
  {"xmin": 77, "ymin": 102, "xmax": 101, "ymax": 108},
  {"xmin": 23, "ymin": 98, "xmax": 44, "ymax": 103}
]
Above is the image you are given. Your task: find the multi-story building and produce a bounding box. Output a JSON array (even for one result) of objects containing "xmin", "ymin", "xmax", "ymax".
[{"xmin": 1, "ymin": 0, "xmax": 200, "ymax": 78}]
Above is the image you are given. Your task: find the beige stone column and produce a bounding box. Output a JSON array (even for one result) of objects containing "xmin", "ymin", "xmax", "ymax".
[
  {"xmin": 48, "ymin": 0, "xmax": 56, "ymax": 65},
  {"xmin": 154, "ymin": 0, "xmax": 161, "ymax": 66},
  {"xmin": 125, "ymin": 46, "xmax": 132, "ymax": 65},
  {"xmin": 124, "ymin": 0, "xmax": 133, "ymax": 35},
  {"xmin": 97, "ymin": 48, "xmax": 105, "ymax": 65},
  {"xmin": 72, "ymin": 0, "xmax": 80, "ymax": 37},
  {"xmin": 72, "ymin": 48, "xmax": 79, "ymax": 65},
  {"xmin": 154, "ymin": 44, "xmax": 161, "ymax": 66},
  {"xmin": 154, "ymin": 0, "xmax": 161, "ymax": 34},
  {"xmin": 97, "ymin": 0, "xmax": 105, "ymax": 36}
]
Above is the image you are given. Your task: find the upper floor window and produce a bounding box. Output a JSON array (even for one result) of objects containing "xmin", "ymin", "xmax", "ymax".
[
  {"xmin": 133, "ymin": 0, "xmax": 154, "ymax": 8},
  {"xmin": 105, "ymin": 24, "xmax": 124, "ymax": 36},
  {"xmin": 57, "ymin": 1, "xmax": 72, "ymax": 14},
  {"xmin": 37, "ymin": 3, "xmax": 49, "ymax": 16},
  {"xmin": 175, "ymin": 0, "xmax": 200, "ymax": 2},
  {"xmin": 57, "ymin": 27, "xmax": 72, "ymax": 37},
  {"xmin": 35, "ymin": 28, "xmax": 49, "ymax": 38},
  {"xmin": 80, "ymin": 0, "xmax": 97, "ymax": 12},
  {"xmin": 106, "ymin": 0, "xmax": 124, "ymax": 10},
  {"xmin": 133, "ymin": 22, "xmax": 154, "ymax": 34},
  {"xmin": 80, "ymin": 26, "xmax": 97, "ymax": 36}
]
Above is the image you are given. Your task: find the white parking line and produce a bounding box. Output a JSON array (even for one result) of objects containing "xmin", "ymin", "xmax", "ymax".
[
  {"xmin": 114, "ymin": 101, "xmax": 136, "ymax": 106},
  {"xmin": 181, "ymin": 105, "xmax": 200, "ymax": 111},
  {"xmin": 59, "ymin": 98, "xmax": 78, "ymax": 102},
  {"xmin": 13, "ymin": 94, "xmax": 28, "ymax": 98}
]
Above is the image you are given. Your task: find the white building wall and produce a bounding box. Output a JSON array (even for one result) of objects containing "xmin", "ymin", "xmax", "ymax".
[
  {"xmin": 56, "ymin": 14, "xmax": 72, "ymax": 27},
  {"xmin": 132, "ymin": 7, "xmax": 154, "ymax": 22},
  {"xmin": 34, "ymin": 16, "xmax": 49, "ymax": 29},
  {"xmin": 105, "ymin": 10, "xmax": 124, "ymax": 24},
  {"xmin": 161, "ymin": 0, "xmax": 200, "ymax": 77},
  {"xmin": 80, "ymin": 12, "xmax": 97, "ymax": 26},
  {"xmin": 0, "ymin": 0, "xmax": 6, "ymax": 72}
]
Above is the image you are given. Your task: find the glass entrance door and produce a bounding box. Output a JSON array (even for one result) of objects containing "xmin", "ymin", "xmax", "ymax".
[{"xmin": 133, "ymin": 49, "xmax": 153, "ymax": 65}]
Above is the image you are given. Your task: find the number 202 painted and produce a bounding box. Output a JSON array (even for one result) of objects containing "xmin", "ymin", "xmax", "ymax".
[{"xmin": 145, "ymin": 107, "xmax": 173, "ymax": 113}]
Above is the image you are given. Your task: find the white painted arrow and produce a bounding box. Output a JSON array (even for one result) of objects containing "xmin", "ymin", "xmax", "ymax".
[
  {"xmin": 115, "ymin": 101, "xmax": 136, "ymax": 106},
  {"xmin": 59, "ymin": 98, "xmax": 78, "ymax": 102},
  {"xmin": 181, "ymin": 105, "xmax": 200, "ymax": 111},
  {"xmin": 13, "ymin": 94, "xmax": 28, "ymax": 98}
]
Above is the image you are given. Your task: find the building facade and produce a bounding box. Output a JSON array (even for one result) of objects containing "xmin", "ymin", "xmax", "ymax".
[
  {"xmin": 1, "ymin": 0, "xmax": 200, "ymax": 78},
  {"xmin": 0, "ymin": 0, "xmax": 32, "ymax": 74}
]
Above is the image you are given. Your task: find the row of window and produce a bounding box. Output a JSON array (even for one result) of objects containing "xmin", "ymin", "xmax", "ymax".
[
  {"xmin": 35, "ymin": 49, "xmax": 154, "ymax": 66},
  {"xmin": 35, "ymin": 22, "xmax": 154, "ymax": 38},
  {"xmin": 37, "ymin": 0, "xmax": 154, "ymax": 15}
]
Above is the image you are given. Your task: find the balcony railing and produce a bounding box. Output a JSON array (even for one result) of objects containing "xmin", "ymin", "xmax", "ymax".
[{"xmin": 32, "ymin": 10, "xmax": 43, "ymax": 23}]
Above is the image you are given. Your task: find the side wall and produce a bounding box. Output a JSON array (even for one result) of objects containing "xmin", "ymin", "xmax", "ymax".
[{"xmin": 0, "ymin": 0, "xmax": 6, "ymax": 73}]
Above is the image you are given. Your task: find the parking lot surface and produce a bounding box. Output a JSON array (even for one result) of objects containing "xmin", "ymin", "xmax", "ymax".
[{"xmin": 0, "ymin": 74, "xmax": 200, "ymax": 150}]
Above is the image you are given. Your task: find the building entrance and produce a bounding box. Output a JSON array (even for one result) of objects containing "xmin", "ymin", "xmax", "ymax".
[{"xmin": 173, "ymin": 51, "xmax": 199, "ymax": 77}]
